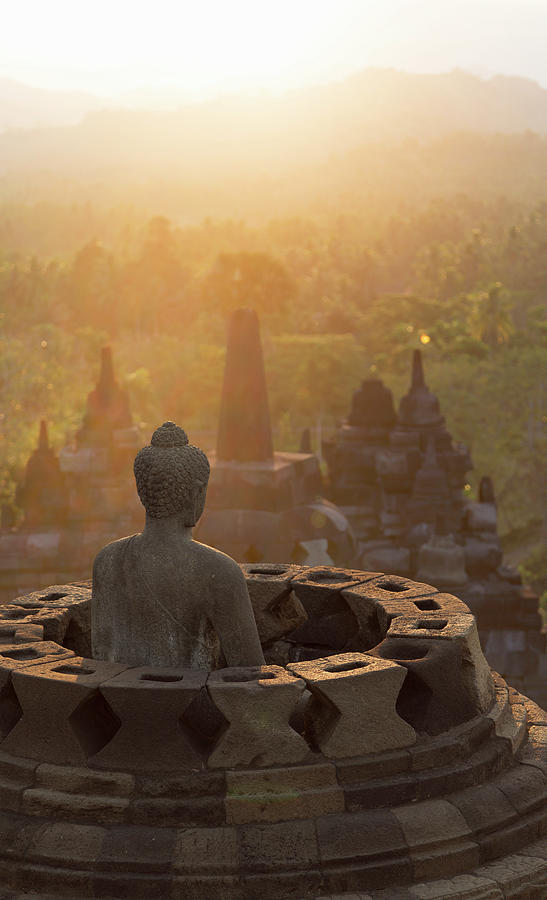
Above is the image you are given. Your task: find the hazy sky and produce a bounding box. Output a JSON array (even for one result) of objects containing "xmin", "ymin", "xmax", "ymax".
[{"xmin": 3, "ymin": 0, "xmax": 547, "ymax": 98}]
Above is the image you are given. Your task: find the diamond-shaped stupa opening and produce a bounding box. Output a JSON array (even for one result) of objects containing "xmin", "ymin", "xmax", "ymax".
[
  {"xmin": 0, "ymin": 678, "xmax": 23, "ymax": 739},
  {"xmin": 69, "ymin": 690, "xmax": 121, "ymax": 757},
  {"xmin": 179, "ymin": 687, "xmax": 228, "ymax": 760}
]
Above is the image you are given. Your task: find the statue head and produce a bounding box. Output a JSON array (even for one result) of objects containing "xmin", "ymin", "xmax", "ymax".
[{"xmin": 134, "ymin": 422, "xmax": 210, "ymax": 526}]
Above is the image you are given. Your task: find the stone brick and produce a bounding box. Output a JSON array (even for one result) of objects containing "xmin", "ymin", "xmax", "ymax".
[
  {"xmin": 288, "ymin": 652, "xmax": 416, "ymax": 758},
  {"xmin": 449, "ymin": 783, "xmax": 518, "ymax": 839},
  {"xmin": 3, "ymin": 657, "xmax": 125, "ymax": 765},
  {"xmin": 226, "ymin": 761, "xmax": 343, "ymax": 824},
  {"xmin": 25, "ymin": 821, "xmax": 104, "ymax": 866},
  {"xmin": 22, "ymin": 787, "xmax": 130, "ymax": 825},
  {"xmin": 385, "ymin": 612, "xmax": 494, "ymax": 713},
  {"xmin": 96, "ymin": 824, "xmax": 176, "ymax": 873},
  {"xmin": 239, "ymin": 563, "xmax": 307, "ymax": 644},
  {"xmin": 289, "ymin": 567, "xmax": 377, "ymax": 650},
  {"xmin": 335, "ymin": 748, "xmax": 411, "ymax": 784},
  {"xmin": 173, "ymin": 826, "xmax": 239, "ymax": 874},
  {"xmin": 207, "ymin": 665, "xmax": 309, "ymax": 768},
  {"xmin": 496, "ymin": 764, "xmax": 547, "ymax": 816},
  {"xmin": 0, "ymin": 624, "xmax": 44, "ymax": 646},
  {"xmin": 239, "ymin": 818, "xmax": 319, "ymax": 872},
  {"xmin": 171, "ymin": 875, "xmax": 241, "ymax": 900},
  {"xmin": 92, "ymin": 666, "xmax": 208, "ymax": 771},
  {"xmin": 393, "ymin": 798, "xmax": 473, "ymax": 849},
  {"xmin": 316, "ymin": 807, "xmax": 408, "ymax": 866}
]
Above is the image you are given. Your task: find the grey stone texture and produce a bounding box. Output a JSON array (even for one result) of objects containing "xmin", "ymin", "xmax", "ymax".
[
  {"xmin": 92, "ymin": 421, "xmax": 265, "ymax": 670},
  {"xmin": 207, "ymin": 665, "xmax": 309, "ymax": 768},
  {"xmin": 288, "ymin": 652, "xmax": 416, "ymax": 757}
]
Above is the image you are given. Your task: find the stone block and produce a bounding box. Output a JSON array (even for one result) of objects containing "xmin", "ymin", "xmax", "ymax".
[
  {"xmin": 239, "ymin": 818, "xmax": 319, "ymax": 873},
  {"xmin": 496, "ymin": 764, "xmax": 547, "ymax": 816},
  {"xmin": 372, "ymin": 631, "xmax": 479, "ymax": 734},
  {"xmin": 288, "ymin": 652, "xmax": 416, "ymax": 758},
  {"xmin": 22, "ymin": 786, "xmax": 131, "ymax": 824},
  {"xmin": 173, "ymin": 826, "xmax": 239, "ymax": 874},
  {"xmin": 207, "ymin": 665, "xmax": 309, "ymax": 768},
  {"xmin": 290, "ymin": 567, "xmax": 378, "ymax": 618},
  {"xmin": 96, "ymin": 823, "xmax": 176, "ymax": 873},
  {"xmin": 0, "ymin": 641, "xmax": 74, "ymax": 675},
  {"xmin": 393, "ymin": 798, "xmax": 473, "ymax": 848},
  {"xmin": 336, "ymin": 747, "xmax": 411, "ymax": 784},
  {"xmin": 343, "ymin": 575, "xmax": 439, "ymax": 633},
  {"xmin": 449, "ymin": 783, "xmax": 518, "ymax": 838},
  {"xmin": 386, "ymin": 612, "xmax": 494, "ymax": 713},
  {"xmin": 288, "ymin": 567, "xmax": 377, "ymax": 651},
  {"xmin": 91, "ymin": 666, "xmax": 208, "ymax": 772},
  {"xmin": 316, "ymin": 807, "xmax": 409, "ymax": 865},
  {"xmin": 34, "ymin": 762, "xmax": 134, "ymax": 797},
  {"xmin": 25, "ymin": 820, "xmax": 105, "ymax": 867},
  {"xmin": 131, "ymin": 770, "xmax": 226, "ymax": 827},
  {"xmin": 0, "ymin": 623, "xmax": 44, "ymax": 645},
  {"xmin": 225, "ymin": 761, "xmax": 343, "ymax": 823},
  {"xmin": 3, "ymin": 657, "xmax": 126, "ymax": 765},
  {"xmin": 239, "ymin": 563, "xmax": 307, "ymax": 644},
  {"xmin": 171, "ymin": 875, "xmax": 241, "ymax": 900}
]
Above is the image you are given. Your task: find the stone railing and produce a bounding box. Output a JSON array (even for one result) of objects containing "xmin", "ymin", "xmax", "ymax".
[{"xmin": 0, "ymin": 566, "xmax": 513, "ymax": 775}]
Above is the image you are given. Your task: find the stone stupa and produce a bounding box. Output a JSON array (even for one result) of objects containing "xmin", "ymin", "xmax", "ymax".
[
  {"xmin": 0, "ymin": 347, "xmax": 142, "ymax": 604},
  {"xmin": 195, "ymin": 308, "xmax": 354, "ymax": 568},
  {"xmin": 325, "ymin": 349, "xmax": 547, "ymax": 708}
]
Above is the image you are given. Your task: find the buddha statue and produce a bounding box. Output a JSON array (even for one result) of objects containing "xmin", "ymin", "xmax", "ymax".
[{"xmin": 91, "ymin": 421, "xmax": 265, "ymax": 669}]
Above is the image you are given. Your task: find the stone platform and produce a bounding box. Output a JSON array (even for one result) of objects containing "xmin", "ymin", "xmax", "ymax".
[{"xmin": 0, "ymin": 569, "xmax": 544, "ymax": 898}]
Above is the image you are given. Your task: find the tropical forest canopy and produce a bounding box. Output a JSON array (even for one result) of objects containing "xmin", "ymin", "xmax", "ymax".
[{"xmin": 0, "ymin": 69, "xmax": 545, "ymax": 594}]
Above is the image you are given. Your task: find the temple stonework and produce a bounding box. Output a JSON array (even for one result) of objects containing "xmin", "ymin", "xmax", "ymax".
[
  {"xmin": 324, "ymin": 350, "xmax": 546, "ymax": 707},
  {"xmin": 195, "ymin": 308, "xmax": 354, "ymax": 567},
  {"xmin": 0, "ymin": 348, "xmax": 143, "ymax": 602}
]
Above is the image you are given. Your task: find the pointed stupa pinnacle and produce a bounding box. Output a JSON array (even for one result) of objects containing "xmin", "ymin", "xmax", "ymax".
[
  {"xmin": 217, "ymin": 308, "xmax": 274, "ymax": 462},
  {"xmin": 38, "ymin": 419, "xmax": 49, "ymax": 451},
  {"xmin": 98, "ymin": 346, "xmax": 115, "ymax": 391},
  {"xmin": 411, "ymin": 350, "xmax": 425, "ymax": 390},
  {"xmin": 398, "ymin": 350, "xmax": 443, "ymax": 427}
]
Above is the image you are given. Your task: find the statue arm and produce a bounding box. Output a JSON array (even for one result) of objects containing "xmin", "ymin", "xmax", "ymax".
[{"xmin": 213, "ymin": 567, "xmax": 265, "ymax": 667}]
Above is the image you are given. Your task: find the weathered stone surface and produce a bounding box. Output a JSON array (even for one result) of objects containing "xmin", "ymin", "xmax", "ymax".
[
  {"xmin": 92, "ymin": 421, "xmax": 264, "ymax": 670},
  {"xmin": 372, "ymin": 633, "xmax": 478, "ymax": 734},
  {"xmin": 385, "ymin": 613, "xmax": 494, "ymax": 713},
  {"xmin": 0, "ymin": 623, "xmax": 44, "ymax": 645},
  {"xmin": 3, "ymin": 657, "xmax": 125, "ymax": 765},
  {"xmin": 91, "ymin": 666, "xmax": 208, "ymax": 771},
  {"xmin": 288, "ymin": 652, "xmax": 416, "ymax": 757},
  {"xmin": 225, "ymin": 761, "xmax": 343, "ymax": 823},
  {"xmin": 288, "ymin": 567, "xmax": 376, "ymax": 651},
  {"xmin": 239, "ymin": 563, "xmax": 307, "ymax": 644},
  {"xmin": 207, "ymin": 665, "xmax": 308, "ymax": 768}
]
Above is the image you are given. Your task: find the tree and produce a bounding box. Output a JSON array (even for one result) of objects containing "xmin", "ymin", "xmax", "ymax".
[
  {"xmin": 468, "ymin": 282, "xmax": 514, "ymax": 349},
  {"xmin": 201, "ymin": 252, "xmax": 296, "ymax": 319}
]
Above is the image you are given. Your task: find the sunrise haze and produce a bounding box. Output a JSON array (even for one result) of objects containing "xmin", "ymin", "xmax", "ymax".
[{"xmin": 3, "ymin": 0, "xmax": 547, "ymax": 100}]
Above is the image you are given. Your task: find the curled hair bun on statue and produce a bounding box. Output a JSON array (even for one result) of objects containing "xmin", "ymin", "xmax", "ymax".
[
  {"xmin": 134, "ymin": 422, "xmax": 210, "ymax": 520},
  {"xmin": 150, "ymin": 422, "xmax": 189, "ymax": 448}
]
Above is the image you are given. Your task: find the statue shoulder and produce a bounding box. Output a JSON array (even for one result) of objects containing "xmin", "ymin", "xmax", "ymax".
[
  {"xmin": 193, "ymin": 540, "xmax": 246, "ymax": 589},
  {"xmin": 93, "ymin": 534, "xmax": 139, "ymax": 578}
]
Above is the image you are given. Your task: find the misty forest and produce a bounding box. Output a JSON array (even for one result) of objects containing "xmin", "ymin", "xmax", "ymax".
[{"xmin": 0, "ymin": 69, "xmax": 546, "ymax": 603}]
